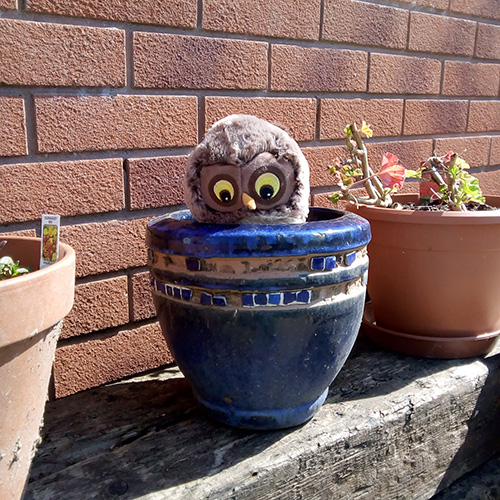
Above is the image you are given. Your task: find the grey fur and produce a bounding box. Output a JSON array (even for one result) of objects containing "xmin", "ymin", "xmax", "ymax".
[{"xmin": 184, "ymin": 114, "xmax": 310, "ymax": 224}]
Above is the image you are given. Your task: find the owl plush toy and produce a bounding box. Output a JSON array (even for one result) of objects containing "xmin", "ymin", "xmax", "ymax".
[{"xmin": 184, "ymin": 114, "xmax": 310, "ymax": 224}]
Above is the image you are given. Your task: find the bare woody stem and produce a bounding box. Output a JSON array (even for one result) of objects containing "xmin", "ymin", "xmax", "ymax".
[
  {"xmin": 347, "ymin": 123, "xmax": 391, "ymax": 205},
  {"xmin": 422, "ymin": 154, "xmax": 464, "ymax": 211},
  {"xmin": 446, "ymin": 154, "xmax": 465, "ymax": 210}
]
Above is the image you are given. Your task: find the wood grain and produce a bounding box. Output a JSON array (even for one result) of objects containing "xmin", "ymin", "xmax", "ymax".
[{"xmin": 25, "ymin": 339, "xmax": 500, "ymax": 500}]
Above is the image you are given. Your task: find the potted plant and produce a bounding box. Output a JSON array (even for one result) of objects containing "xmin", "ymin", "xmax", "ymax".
[
  {"xmin": 0, "ymin": 236, "xmax": 75, "ymax": 500},
  {"xmin": 147, "ymin": 209, "xmax": 370, "ymax": 429},
  {"xmin": 328, "ymin": 122, "xmax": 500, "ymax": 359},
  {"xmin": 146, "ymin": 114, "xmax": 371, "ymax": 430}
]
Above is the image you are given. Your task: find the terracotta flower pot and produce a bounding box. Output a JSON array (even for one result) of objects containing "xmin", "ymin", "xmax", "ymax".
[
  {"xmin": 146, "ymin": 207, "xmax": 371, "ymax": 429},
  {"xmin": 0, "ymin": 237, "xmax": 75, "ymax": 500},
  {"xmin": 351, "ymin": 194, "xmax": 500, "ymax": 358}
]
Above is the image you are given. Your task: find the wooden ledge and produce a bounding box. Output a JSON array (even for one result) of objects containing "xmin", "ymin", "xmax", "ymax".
[{"xmin": 25, "ymin": 339, "xmax": 500, "ymax": 500}]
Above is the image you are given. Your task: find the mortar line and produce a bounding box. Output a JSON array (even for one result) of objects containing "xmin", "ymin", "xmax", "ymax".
[
  {"xmin": 315, "ymin": 98, "xmax": 321, "ymax": 142},
  {"xmin": 401, "ymin": 99, "xmax": 407, "ymax": 136},
  {"xmin": 23, "ymin": 94, "xmax": 38, "ymax": 156},
  {"xmin": 197, "ymin": 0, "xmax": 203, "ymax": 29},
  {"xmin": 319, "ymin": 0, "xmax": 325, "ymax": 41},
  {"xmin": 125, "ymin": 29, "xmax": 135, "ymax": 89},
  {"xmin": 198, "ymin": 95, "xmax": 206, "ymax": 141},
  {"xmin": 267, "ymin": 43, "xmax": 272, "ymax": 92},
  {"xmin": 1, "ymin": 8, "xmax": 498, "ymax": 60}
]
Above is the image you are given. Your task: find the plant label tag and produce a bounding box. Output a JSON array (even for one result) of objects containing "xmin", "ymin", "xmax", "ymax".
[{"xmin": 40, "ymin": 215, "xmax": 60, "ymax": 269}]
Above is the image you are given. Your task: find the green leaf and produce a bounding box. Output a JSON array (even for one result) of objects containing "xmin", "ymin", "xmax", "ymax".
[
  {"xmin": 0, "ymin": 256, "xmax": 30, "ymax": 280},
  {"xmin": 405, "ymin": 169, "xmax": 422, "ymax": 178},
  {"xmin": 0, "ymin": 256, "xmax": 15, "ymax": 266},
  {"xmin": 329, "ymin": 193, "xmax": 341, "ymax": 204}
]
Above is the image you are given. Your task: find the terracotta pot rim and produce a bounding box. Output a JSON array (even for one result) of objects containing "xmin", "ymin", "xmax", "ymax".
[
  {"xmin": 352, "ymin": 194, "xmax": 500, "ymax": 225},
  {"xmin": 363, "ymin": 303, "xmax": 500, "ymax": 343},
  {"xmin": 0, "ymin": 236, "xmax": 75, "ymax": 292}
]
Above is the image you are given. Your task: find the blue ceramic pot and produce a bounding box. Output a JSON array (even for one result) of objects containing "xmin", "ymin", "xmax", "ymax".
[{"xmin": 146, "ymin": 207, "xmax": 371, "ymax": 429}]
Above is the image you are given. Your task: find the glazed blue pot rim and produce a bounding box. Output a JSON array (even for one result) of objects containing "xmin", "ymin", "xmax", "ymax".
[{"xmin": 146, "ymin": 206, "xmax": 371, "ymax": 258}]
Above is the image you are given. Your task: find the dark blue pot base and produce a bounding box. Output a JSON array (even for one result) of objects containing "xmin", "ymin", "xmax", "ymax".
[{"xmin": 194, "ymin": 388, "xmax": 329, "ymax": 430}]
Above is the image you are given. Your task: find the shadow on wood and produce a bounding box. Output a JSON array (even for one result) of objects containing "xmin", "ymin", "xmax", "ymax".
[{"xmin": 25, "ymin": 338, "xmax": 500, "ymax": 500}]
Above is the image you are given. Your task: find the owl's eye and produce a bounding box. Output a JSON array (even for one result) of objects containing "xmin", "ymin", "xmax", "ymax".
[
  {"xmin": 254, "ymin": 172, "xmax": 280, "ymax": 200},
  {"xmin": 213, "ymin": 179, "xmax": 235, "ymax": 203}
]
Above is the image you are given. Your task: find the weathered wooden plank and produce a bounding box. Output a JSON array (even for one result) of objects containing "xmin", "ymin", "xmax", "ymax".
[{"xmin": 25, "ymin": 339, "xmax": 500, "ymax": 500}]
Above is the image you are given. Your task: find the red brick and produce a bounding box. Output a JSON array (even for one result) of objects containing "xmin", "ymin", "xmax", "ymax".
[
  {"xmin": 203, "ymin": 0, "xmax": 320, "ymax": 40},
  {"xmin": 0, "ymin": 19, "xmax": 125, "ymax": 87},
  {"xmin": 323, "ymin": 0, "xmax": 408, "ymax": 49},
  {"xmin": 442, "ymin": 61, "xmax": 500, "ymax": 97},
  {"xmin": 403, "ymin": 100, "xmax": 468, "ymax": 136},
  {"xmin": 35, "ymin": 95, "xmax": 198, "ymax": 153},
  {"xmin": 449, "ymin": 0, "xmax": 500, "ymax": 21},
  {"xmin": 303, "ymin": 146, "xmax": 347, "ymax": 188},
  {"xmin": 490, "ymin": 137, "xmax": 500, "ymax": 165},
  {"xmin": 369, "ymin": 54, "xmax": 441, "ymax": 95},
  {"xmin": 320, "ymin": 99, "xmax": 403, "ymax": 140},
  {"xmin": 27, "ymin": 0, "xmax": 197, "ymax": 28},
  {"xmin": 271, "ymin": 45, "xmax": 367, "ymax": 92},
  {"xmin": 468, "ymin": 100, "xmax": 500, "ymax": 133},
  {"xmin": 476, "ymin": 24, "xmax": 500, "ymax": 60},
  {"xmin": 0, "ymin": 159, "xmax": 124, "ymax": 224},
  {"xmin": 0, "ymin": 0, "xmax": 16, "ymax": 9},
  {"xmin": 205, "ymin": 97, "xmax": 317, "ymax": 142},
  {"xmin": 60, "ymin": 218, "xmax": 151, "ymax": 278},
  {"xmin": 127, "ymin": 156, "xmax": 187, "ymax": 210},
  {"xmin": 398, "ymin": 0, "xmax": 448, "ymax": 8},
  {"xmin": 0, "ymin": 96, "xmax": 27, "ymax": 157},
  {"xmin": 0, "ymin": 229, "xmax": 36, "ymax": 238},
  {"xmin": 473, "ymin": 170, "xmax": 500, "ymax": 197},
  {"xmin": 130, "ymin": 271, "xmax": 156, "ymax": 322},
  {"xmin": 409, "ymin": 12, "xmax": 476, "ymax": 57},
  {"xmin": 61, "ymin": 276, "xmax": 129, "ymax": 339},
  {"xmin": 434, "ymin": 136, "xmax": 491, "ymax": 168},
  {"xmin": 53, "ymin": 322, "xmax": 173, "ymax": 397},
  {"xmin": 134, "ymin": 33, "xmax": 268, "ymax": 90}
]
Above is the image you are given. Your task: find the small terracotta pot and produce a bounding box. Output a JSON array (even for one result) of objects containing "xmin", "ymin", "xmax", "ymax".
[
  {"xmin": 351, "ymin": 194, "xmax": 500, "ymax": 358},
  {"xmin": 0, "ymin": 237, "xmax": 75, "ymax": 500}
]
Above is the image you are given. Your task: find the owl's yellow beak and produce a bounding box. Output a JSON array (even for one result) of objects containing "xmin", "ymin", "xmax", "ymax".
[{"xmin": 242, "ymin": 192, "xmax": 256, "ymax": 210}]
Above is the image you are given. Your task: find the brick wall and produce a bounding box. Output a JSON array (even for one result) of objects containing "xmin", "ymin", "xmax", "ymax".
[{"xmin": 1, "ymin": 0, "xmax": 499, "ymax": 397}]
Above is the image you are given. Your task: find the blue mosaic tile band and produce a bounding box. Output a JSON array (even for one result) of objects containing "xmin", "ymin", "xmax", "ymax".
[
  {"xmin": 185, "ymin": 258, "xmax": 201, "ymax": 271},
  {"xmin": 345, "ymin": 251, "xmax": 357, "ymax": 266},
  {"xmin": 152, "ymin": 278, "xmax": 193, "ymax": 303},
  {"xmin": 311, "ymin": 256, "xmax": 337, "ymax": 271},
  {"xmin": 151, "ymin": 278, "xmax": 314, "ymax": 308},
  {"xmin": 200, "ymin": 292, "xmax": 213, "ymax": 305},
  {"xmin": 213, "ymin": 296, "xmax": 228, "ymax": 307},
  {"xmin": 242, "ymin": 289, "xmax": 311, "ymax": 308},
  {"xmin": 310, "ymin": 252, "xmax": 358, "ymax": 271}
]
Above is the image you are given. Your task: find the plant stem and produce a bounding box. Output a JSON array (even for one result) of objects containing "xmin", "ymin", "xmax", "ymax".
[{"xmin": 349, "ymin": 123, "xmax": 391, "ymax": 206}]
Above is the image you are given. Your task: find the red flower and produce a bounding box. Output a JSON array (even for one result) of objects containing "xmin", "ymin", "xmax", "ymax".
[
  {"xmin": 379, "ymin": 153, "xmax": 406, "ymax": 189},
  {"xmin": 443, "ymin": 151, "xmax": 453, "ymax": 164}
]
